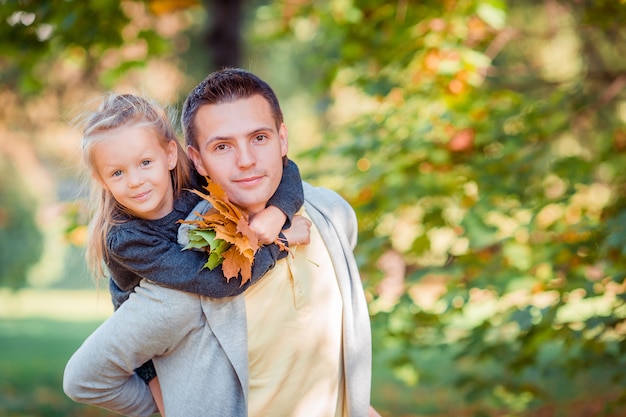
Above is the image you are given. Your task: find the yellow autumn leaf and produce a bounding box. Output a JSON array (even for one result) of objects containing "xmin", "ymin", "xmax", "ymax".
[{"xmin": 182, "ymin": 179, "xmax": 272, "ymax": 285}]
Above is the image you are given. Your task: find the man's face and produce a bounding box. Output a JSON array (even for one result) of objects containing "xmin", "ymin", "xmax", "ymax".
[{"xmin": 188, "ymin": 94, "xmax": 288, "ymax": 216}]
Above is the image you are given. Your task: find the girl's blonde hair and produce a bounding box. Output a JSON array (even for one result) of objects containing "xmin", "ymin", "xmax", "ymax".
[{"xmin": 80, "ymin": 93, "xmax": 192, "ymax": 279}]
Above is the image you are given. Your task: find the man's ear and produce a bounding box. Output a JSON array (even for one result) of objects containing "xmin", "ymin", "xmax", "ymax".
[
  {"xmin": 187, "ymin": 145, "xmax": 209, "ymax": 176},
  {"xmin": 279, "ymin": 123, "xmax": 288, "ymax": 157}
]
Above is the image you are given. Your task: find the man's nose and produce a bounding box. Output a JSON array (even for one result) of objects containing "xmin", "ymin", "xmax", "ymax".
[{"xmin": 237, "ymin": 145, "xmax": 256, "ymax": 168}]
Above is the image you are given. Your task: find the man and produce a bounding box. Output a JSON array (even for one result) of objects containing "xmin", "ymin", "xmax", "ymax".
[{"xmin": 64, "ymin": 68, "xmax": 377, "ymax": 416}]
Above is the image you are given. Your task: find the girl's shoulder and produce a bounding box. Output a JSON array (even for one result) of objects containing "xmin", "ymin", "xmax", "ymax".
[
  {"xmin": 174, "ymin": 190, "xmax": 203, "ymax": 216},
  {"xmin": 107, "ymin": 219, "xmax": 154, "ymax": 251}
]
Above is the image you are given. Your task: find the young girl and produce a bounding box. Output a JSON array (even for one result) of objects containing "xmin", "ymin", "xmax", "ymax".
[{"xmin": 78, "ymin": 93, "xmax": 309, "ymax": 414}]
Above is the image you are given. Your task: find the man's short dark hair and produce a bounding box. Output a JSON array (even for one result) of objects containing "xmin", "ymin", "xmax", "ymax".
[{"xmin": 182, "ymin": 68, "xmax": 284, "ymax": 149}]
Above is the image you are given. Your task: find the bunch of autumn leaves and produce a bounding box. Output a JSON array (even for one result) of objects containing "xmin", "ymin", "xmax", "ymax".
[{"xmin": 180, "ymin": 179, "xmax": 288, "ymax": 285}]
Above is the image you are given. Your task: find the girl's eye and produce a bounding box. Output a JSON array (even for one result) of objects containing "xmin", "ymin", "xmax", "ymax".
[
  {"xmin": 112, "ymin": 170, "xmax": 122, "ymax": 177},
  {"xmin": 141, "ymin": 160, "xmax": 151, "ymax": 167}
]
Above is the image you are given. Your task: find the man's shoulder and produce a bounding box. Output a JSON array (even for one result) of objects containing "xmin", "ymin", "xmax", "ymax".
[
  {"xmin": 302, "ymin": 182, "xmax": 353, "ymax": 215},
  {"xmin": 134, "ymin": 279, "xmax": 204, "ymax": 314},
  {"xmin": 302, "ymin": 181, "xmax": 345, "ymax": 202}
]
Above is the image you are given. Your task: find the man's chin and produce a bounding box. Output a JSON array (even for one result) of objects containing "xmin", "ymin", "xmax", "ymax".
[
  {"xmin": 228, "ymin": 187, "xmax": 276, "ymax": 216},
  {"xmin": 235, "ymin": 201, "xmax": 268, "ymax": 217},
  {"xmin": 227, "ymin": 197, "xmax": 257, "ymax": 214}
]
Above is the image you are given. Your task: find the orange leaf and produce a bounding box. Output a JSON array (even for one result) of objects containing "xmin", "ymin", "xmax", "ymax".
[
  {"xmin": 182, "ymin": 178, "xmax": 272, "ymax": 286},
  {"xmin": 181, "ymin": 178, "xmax": 293, "ymax": 285},
  {"xmin": 221, "ymin": 246, "xmax": 253, "ymax": 284}
]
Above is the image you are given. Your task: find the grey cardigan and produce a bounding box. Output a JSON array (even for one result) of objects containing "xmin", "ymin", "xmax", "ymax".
[{"xmin": 63, "ymin": 182, "xmax": 372, "ymax": 417}]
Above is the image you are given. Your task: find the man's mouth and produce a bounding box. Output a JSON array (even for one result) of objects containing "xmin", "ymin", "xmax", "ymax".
[{"xmin": 234, "ymin": 175, "xmax": 264, "ymax": 186}]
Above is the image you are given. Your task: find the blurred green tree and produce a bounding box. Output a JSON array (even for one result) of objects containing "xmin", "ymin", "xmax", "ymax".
[
  {"xmin": 3, "ymin": 0, "xmax": 626, "ymax": 415},
  {"xmin": 257, "ymin": 0, "xmax": 626, "ymax": 415},
  {"xmin": 0, "ymin": 0, "xmax": 256, "ymax": 289},
  {"xmin": 0, "ymin": 0, "xmax": 178, "ymax": 289},
  {"xmin": 0, "ymin": 0, "xmax": 245, "ymax": 95},
  {"xmin": 0, "ymin": 0, "xmax": 167, "ymax": 94},
  {"xmin": 0, "ymin": 158, "xmax": 43, "ymax": 288}
]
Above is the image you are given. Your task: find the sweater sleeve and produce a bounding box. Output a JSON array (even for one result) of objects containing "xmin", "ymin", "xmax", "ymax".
[
  {"xmin": 107, "ymin": 226, "xmax": 287, "ymax": 299},
  {"xmin": 63, "ymin": 281, "xmax": 201, "ymax": 416},
  {"xmin": 109, "ymin": 278, "xmax": 130, "ymax": 311},
  {"xmin": 266, "ymin": 159, "xmax": 304, "ymax": 228}
]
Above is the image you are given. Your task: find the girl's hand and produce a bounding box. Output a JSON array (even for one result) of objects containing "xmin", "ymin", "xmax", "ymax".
[
  {"xmin": 369, "ymin": 405, "xmax": 383, "ymax": 417},
  {"xmin": 282, "ymin": 215, "xmax": 311, "ymax": 246},
  {"xmin": 249, "ymin": 206, "xmax": 287, "ymax": 245}
]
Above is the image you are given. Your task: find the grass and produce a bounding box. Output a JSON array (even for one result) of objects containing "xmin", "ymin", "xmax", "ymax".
[
  {"xmin": 0, "ymin": 289, "xmax": 420, "ymax": 417},
  {"xmin": 0, "ymin": 318, "xmax": 122, "ymax": 417},
  {"xmin": 5, "ymin": 289, "xmax": 625, "ymax": 417},
  {"xmin": 0, "ymin": 289, "xmax": 128, "ymax": 416}
]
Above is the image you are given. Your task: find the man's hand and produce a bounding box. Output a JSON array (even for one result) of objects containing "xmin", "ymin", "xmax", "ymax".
[
  {"xmin": 282, "ymin": 215, "xmax": 311, "ymax": 246},
  {"xmin": 249, "ymin": 206, "xmax": 287, "ymax": 245}
]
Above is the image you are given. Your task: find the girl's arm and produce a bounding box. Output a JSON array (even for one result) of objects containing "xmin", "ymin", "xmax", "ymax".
[
  {"xmin": 281, "ymin": 215, "xmax": 311, "ymax": 246},
  {"xmin": 267, "ymin": 158, "xmax": 304, "ymax": 228},
  {"xmin": 111, "ymin": 214, "xmax": 312, "ymax": 389},
  {"xmin": 107, "ymin": 159, "xmax": 306, "ymax": 301},
  {"xmin": 250, "ymin": 158, "xmax": 304, "ymax": 244},
  {"xmin": 107, "ymin": 228, "xmax": 285, "ymax": 299}
]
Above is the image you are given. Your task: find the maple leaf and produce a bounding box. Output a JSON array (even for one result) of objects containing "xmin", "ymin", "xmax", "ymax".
[
  {"xmin": 181, "ymin": 178, "xmax": 286, "ymax": 285},
  {"xmin": 183, "ymin": 228, "xmax": 230, "ymax": 270}
]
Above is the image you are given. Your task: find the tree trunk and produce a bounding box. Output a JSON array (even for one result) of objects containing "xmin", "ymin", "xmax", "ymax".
[{"xmin": 204, "ymin": 0, "xmax": 244, "ymax": 70}]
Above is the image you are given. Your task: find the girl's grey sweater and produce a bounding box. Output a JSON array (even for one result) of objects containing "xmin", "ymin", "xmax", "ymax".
[{"xmin": 107, "ymin": 159, "xmax": 304, "ymax": 309}]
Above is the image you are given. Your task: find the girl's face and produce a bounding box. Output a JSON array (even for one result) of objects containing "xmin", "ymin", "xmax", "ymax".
[{"xmin": 92, "ymin": 125, "xmax": 178, "ymax": 220}]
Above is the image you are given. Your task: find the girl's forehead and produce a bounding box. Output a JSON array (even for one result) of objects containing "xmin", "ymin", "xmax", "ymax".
[
  {"xmin": 92, "ymin": 126, "xmax": 164, "ymax": 160},
  {"xmin": 95, "ymin": 124, "xmax": 161, "ymax": 147}
]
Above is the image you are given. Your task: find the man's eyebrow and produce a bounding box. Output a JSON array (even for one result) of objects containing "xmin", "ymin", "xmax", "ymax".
[
  {"xmin": 204, "ymin": 134, "xmax": 231, "ymax": 143},
  {"xmin": 202, "ymin": 127, "xmax": 276, "ymax": 145},
  {"xmin": 250, "ymin": 126, "xmax": 275, "ymax": 133},
  {"xmin": 241, "ymin": 126, "xmax": 276, "ymax": 137},
  {"xmin": 199, "ymin": 134, "xmax": 233, "ymax": 148}
]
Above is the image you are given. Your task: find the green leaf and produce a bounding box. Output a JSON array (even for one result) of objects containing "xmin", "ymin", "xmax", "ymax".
[
  {"xmin": 205, "ymin": 251, "xmax": 224, "ymax": 270},
  {"xmin": 214, "ymin": 239, "xmax": 231, "ymax": 256}
]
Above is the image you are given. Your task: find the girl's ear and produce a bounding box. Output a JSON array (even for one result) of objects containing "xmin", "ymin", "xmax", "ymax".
[
  {"xmin": 167, "ymin": 140, "xmax": 178, "ymax": 170},
  {"xmin": 92, "ymin": 172, "xmax": 109, "ymax": 190}
]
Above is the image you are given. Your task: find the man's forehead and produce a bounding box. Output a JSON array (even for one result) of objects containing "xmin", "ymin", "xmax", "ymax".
[{"xmin": 195, "ymin": 97, "xmax": 275, "ymax": 134}]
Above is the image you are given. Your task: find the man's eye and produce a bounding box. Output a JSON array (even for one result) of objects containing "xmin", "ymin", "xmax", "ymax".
[
  {"xmin": 254, "ymin": 134, "xmax": 267, "ymax": 142},
  {"xmin": 215, "ymin": 143, "xmax": 228, "ymax": 151}
]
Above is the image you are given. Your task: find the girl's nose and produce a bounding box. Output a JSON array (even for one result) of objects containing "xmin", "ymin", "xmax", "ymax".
[{"xmin": 127, "ymin": 170, "xmax": 145, "ymax": 188}]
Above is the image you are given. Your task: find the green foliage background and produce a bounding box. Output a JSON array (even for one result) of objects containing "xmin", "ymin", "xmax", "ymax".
[
  {"xmin": 262, "ymin": 1, "xmax": 626, "ymax": 415},
  {"xmin": 0, "ymin": 159, "xmax": 43, "ymax": 289},
  {"xmin": 2, "ymin": 0, "xmax": 626, "ymax": 415}
]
